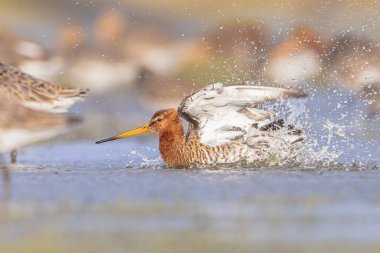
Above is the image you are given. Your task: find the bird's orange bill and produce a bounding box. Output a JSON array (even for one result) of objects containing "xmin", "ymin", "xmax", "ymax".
[{"xmin": 96, "ymin": 124, "xmax": 150, "ymax": 144}]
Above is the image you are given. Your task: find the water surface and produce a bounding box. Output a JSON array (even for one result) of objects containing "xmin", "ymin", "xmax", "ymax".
[{"xmin": 1, "ymin": 138, "xmax": 380, "ymax": 253}]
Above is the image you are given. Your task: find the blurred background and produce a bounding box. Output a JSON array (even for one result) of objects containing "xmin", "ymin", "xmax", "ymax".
[
  {"xmin": 1, "ymin": 0, "xmax": 380, "ymax": 137},
  {"xmin": 1, "ymin": 1, "xmax": 380, "ymax": 252}
]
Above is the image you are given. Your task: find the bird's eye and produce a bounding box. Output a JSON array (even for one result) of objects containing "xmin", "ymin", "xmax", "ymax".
[{"xmin": 157, "ymin": 118, "xmax": 162, "ymax": 122}]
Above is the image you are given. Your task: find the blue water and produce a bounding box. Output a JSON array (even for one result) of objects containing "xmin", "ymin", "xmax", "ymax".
[{"xmin": 1, "ymin": 87, "xmax": 380, "ymax": 250}]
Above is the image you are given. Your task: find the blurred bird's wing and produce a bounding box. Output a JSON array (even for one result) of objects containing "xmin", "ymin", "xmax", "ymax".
[
  {"xmin": 0, "ymin": 62, "xmax": 88, "ymax": 113},
  {"xmin": 178, "ymin": 82, "xmax": 307, "ymax": 146}
]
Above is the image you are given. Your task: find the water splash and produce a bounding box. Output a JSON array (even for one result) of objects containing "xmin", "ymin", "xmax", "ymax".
[
  {"xmin": 294, "ymin": 120, "xmax": 344, "ymax": 168},
  {"xmin": 122, "ymin": 85, "xmax": 379, "ymax": 170},
  {"xmin": 126, "ymin": 148, "xmax": 164, "ymax": 169},
  {"xmin": 260, "ymin": 87, "xmax": 379, "ymax": 170}
]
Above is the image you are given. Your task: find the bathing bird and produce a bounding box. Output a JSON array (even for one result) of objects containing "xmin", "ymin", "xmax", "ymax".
[{"xmin": 96, "ymin": 83, "xmax": 307, "ymax": 168}]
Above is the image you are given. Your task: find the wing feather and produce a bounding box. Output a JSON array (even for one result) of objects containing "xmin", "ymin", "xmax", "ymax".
[{"xmin": 178, "ymin": 82, "xmax": 307, "ymax": 146}]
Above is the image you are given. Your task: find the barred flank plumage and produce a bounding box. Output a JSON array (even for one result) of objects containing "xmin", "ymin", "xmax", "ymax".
[{"xmin": 158, "ymin": 110, "xmax": 305, "ymax": 168}]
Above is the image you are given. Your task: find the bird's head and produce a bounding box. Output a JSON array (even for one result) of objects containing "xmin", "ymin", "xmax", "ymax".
[
  {"xmin": 95, "ymin": 108, "xmax": 180, "ymax": 144},
  {"xmin": 148, "ymin": 108, "xmax": 180, "ymax": 133}
]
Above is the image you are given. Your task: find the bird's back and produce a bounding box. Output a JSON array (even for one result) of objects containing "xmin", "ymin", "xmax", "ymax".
[{"xmin": 0, "ymin": 62, "xmax": 88, "ymax": 112}]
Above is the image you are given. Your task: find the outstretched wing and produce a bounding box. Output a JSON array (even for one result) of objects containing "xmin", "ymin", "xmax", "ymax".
[
  {"xmin": 178, "ymin": 82, "xmax": 307, "ymax": 146},
  {"xmin": 0, "ymin": 62, "xmax": 88, "ymax": 112}
]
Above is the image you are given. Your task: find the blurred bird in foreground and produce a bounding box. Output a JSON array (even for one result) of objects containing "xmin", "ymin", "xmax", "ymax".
[
  {"xmin": 324, "ymin": 34, "xmax": 380, "ymax": 116},
  {"xmin": 0, "ymin": 62, "xmax": 88, "ymax": 162},
  {"xmin": 0, "ymin": 95, "xmax": 81, "ymax": 164},
  {"xmin": 0, "ymin": 62, "xmax": 88, "ymax": 113},
  {"xmin": 97, "ymin": 83, "xmax": 307, "ymax": 168},
  {"xmin": 268, "ymin": 26, "xmax": 325, "ymax": 86}
]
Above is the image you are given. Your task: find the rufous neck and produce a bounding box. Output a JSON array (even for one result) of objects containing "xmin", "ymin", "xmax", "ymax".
[{"xmin": 159, "ymin": 122, "xmax": 185, "ymax": 145}]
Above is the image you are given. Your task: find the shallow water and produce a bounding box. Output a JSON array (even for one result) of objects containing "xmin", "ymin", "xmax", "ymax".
[
  {"xmin": 1, "ymin": 1, "xmax": 380, "ymax": 251},
  {"xmin": 1, "ymin": 138, "xmax": 380, "ymax": 253},
  {"xmin": 1, "ymin": 87, "xmax": 380, "ymax": 252}
]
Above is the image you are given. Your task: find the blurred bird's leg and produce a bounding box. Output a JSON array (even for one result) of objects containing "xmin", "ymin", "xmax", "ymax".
[
  {"xmin": 0, "ymin": 154, "xmax": 4, "ymax": 165},
  {"xmin": 10, "ymin": 149, "xmax": 17, "ymax": 164},
  {"xmin": 1, "ymin": 164, "xmax": 11, "ymax": 201}
]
